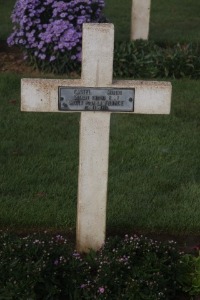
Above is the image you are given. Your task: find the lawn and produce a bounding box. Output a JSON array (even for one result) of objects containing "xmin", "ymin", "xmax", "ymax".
[
  {"xmin": 0, "ymin": 73, "xmax": 200, "ymax": 236},
  {"xmin": 0, "ymin": 0, "xmax": 200, "ymax": 237},
  {"xmin": 0, "ymin": 0, "xmax": 15, "ymax": 40},
  {"xmin": 1, "ymin": 0, "xmax": 200, "ymax": 42},
  {"xmin": 105, "ymin": 0, "xmax": 200, "ymax": 42}
]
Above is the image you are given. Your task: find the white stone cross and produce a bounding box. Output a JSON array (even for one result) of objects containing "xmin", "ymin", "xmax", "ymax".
[
  {"xmin": 21, "ymin": 23, "xmax": 171, "ymax": 253},
  {"xmin": 131, "ymin": 0, "xmax": 151, "ymax": 40}
]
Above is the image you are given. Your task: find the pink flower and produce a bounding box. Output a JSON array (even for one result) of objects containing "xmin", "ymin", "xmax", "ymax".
[
  {"xmin": 98, "ymin": 287, "xmax": 105, "ymax": 294},
  {"xmin": 54, "ymin": 259, "xmax": 59, "ymax": 265}
]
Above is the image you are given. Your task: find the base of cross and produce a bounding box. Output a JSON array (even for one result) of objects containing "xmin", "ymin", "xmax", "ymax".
[{"xmin": 21, "ymin": 23, "xmax": 171, "ymax": 253}]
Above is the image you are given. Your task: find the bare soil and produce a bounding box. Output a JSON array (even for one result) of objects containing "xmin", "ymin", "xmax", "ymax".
[
  {"xmin": 0, "ymin": 41, "xmax": 79, "ymax": 77},
  {"xmin": 0, "ymin": 41, "xmax": 39, "ymax": 75}
]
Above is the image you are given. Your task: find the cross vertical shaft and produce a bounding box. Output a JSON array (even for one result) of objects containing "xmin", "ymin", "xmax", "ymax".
[{"xmin": 76, "ymin": 24, "xmax": 114, "ymax": 252}]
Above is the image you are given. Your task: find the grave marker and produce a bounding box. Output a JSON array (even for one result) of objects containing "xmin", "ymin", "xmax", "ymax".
[
  {"xmin": 21, "ymin": 23, "xmax": 172, "ymax": 253},
  {"xmin": 131, "ymin": 0, "xmax": 151, "ymax": 40}
]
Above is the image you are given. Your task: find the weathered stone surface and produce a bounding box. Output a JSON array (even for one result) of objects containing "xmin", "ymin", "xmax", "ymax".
[
  {"xmin": 131, "ymin": 0, "xmax": 151, "ymax": 40},
  {"xmin": 77, "ymin": 112, "xmax": 110, "ymax": 252},
  {"xmin": 81, "ymin": 23, "xmax": 114, "ymax": 87},
  {"xmin": 21, "ymin": 79, "xmax": 171, "ymax": 115}
]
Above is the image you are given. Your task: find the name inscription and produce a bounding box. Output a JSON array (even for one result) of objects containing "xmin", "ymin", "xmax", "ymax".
[{"xmin": 58, "ymin": 87, "xmax": 135, "ymax": 112}]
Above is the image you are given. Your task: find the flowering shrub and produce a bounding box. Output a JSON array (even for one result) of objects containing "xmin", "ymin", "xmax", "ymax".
[
  {"xmin": 84, "ymin": 235, "xmax": 187, "ymax": 299},
  {"xmin": 0, "ymin": 231, "xmax": 193, "ymax": 299},
  {"xmin": 7, "ymin": 0, "xmax": 106, "ymax": 73}
]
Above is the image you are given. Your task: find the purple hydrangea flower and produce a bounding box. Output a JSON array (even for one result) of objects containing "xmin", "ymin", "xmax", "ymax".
[{"xmin": 7, "ymin": 0, "xmax": 106, "ymax": 70}]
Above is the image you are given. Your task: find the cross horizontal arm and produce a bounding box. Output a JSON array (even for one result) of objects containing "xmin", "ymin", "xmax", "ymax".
[{"xmin": 21, "ymin": 79, "xmax": 171, "ymax": 114}]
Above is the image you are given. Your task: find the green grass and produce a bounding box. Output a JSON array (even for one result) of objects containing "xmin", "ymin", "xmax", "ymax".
[
  {"xmin": 0, "ymin": 0, "xmax": 200, "ymax": 237},
  {"xmin": 105, "ymin": 0, "xmax": 200, "ymax": 42},
  {"xmin": 0, "ymin": 74, "xmax": 79, "ymax": 230},
  {"xmin": 104, "ymin": 0, "xmax": 132, "ymax": 42},
  {"xmin": 150, "ymin": 0, "xmax": 200, "ymax": 43},
  {"xmin": 108, "ymin": 80, "xmax": 200, "ymax": 234},
  {"xmin": 1, "ymin": 0, "xmax": 200, "ymax": 42},
  {"xmin": 0, "ymin": 73, "xmax": 200, "ymax": 235},
  {"xmin": 0, "ymin": 0, "xmax": 15, "ymax": 40}
]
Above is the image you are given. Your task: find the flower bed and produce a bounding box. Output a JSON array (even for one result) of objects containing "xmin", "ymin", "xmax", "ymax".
[
  {"xmin": 7, "ymin": 0, "xmax": 106, "ymax": 73},
  {"xmin": 0, "ymin": 231, "xmax": 198, "ymax": 299}
]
